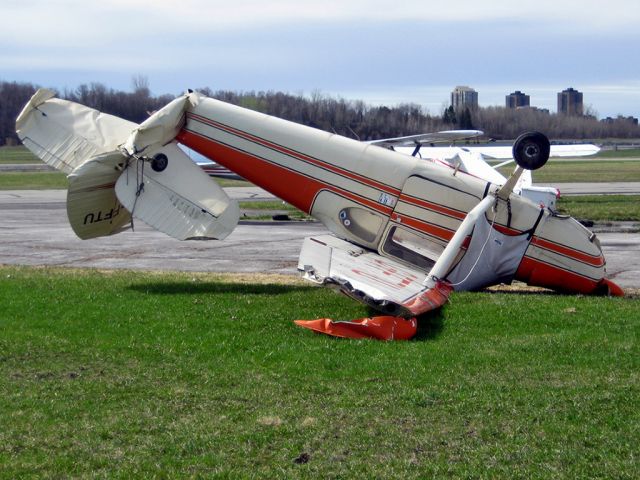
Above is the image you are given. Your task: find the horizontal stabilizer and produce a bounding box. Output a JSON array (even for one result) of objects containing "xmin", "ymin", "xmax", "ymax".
[
  {"xmin": 298, "ymin": 235, "xmax": 451, "ymax": 317},
  {"xmin": 115, "ymin": 142, "xmax": 239, "ymax": 240},
  {"xmin": 15, "ymin": 89, "xmax": 136, "ymax": 174},
  {"xmin": 67, "ymin": 151, "xmax": 132, "ymax": 239}
]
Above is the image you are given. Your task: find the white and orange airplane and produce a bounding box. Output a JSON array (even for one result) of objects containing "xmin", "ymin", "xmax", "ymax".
[{"xmin": 16, "ymin": 89, "xmax": 623, "ymax": 340}]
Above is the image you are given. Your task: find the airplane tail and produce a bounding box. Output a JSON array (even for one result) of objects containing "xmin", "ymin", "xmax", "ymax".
[{"xmin": 16, "ymin": 89, "xmax": 239, "ymax": 240}]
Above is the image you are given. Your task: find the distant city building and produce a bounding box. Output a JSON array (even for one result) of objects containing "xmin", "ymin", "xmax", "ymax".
[
  {"xmin": 506, "ymin": 90, "xmax": 530, "ymax": 109},
  {"xmin": 451, "ymin": 86, "xmax": 478, "ymax": 110},
  {"xmin": 602, "ymin": 115, "xmax": 638, "ymax": 125},
  {"xmin": 557, "ymin": 87, "xmax": 583, "ymax": 116}
]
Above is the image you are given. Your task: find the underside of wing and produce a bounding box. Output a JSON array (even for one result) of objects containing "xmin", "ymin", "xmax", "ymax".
[{"xmin": 298, "ymin": 234, "xmax": 451, "ymax": 317}]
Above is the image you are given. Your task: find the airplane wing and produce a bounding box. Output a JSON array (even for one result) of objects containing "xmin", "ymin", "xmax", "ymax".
[
  {"xmin": 15, "ymin": 89, "xmax": 137, "ymax": 174},
  {"xmin": 298, "ymin": 234, "xmax": 451, "ymax": 317},
  {"xmin": 368, "ymin": 130, "xmax": 484, "ymax": 148},
  {"xmin": 460, "ymin": 144, "xmax": 600, "ymax": 160}
]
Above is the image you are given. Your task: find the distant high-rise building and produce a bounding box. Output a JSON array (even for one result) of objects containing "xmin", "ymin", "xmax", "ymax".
[
  {"xmin": 557, "ymin": 87, "xmax": 583, "ymax": 115},
  {"xmin": 506, "ymin": 90, "xmax": 530, "ymax": 109},
  {"xmin": 451, "ymin": 86, "xmax": 478, "ymax": 110}
]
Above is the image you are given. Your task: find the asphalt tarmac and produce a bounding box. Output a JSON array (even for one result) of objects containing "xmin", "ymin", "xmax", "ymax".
[{"xmin": 1, "ymin": 190, "xmax": 639, "ymax": 289}]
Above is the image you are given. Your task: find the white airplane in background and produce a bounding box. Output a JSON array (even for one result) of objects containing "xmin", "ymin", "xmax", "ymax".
[
  {"xmin": 368, "ymin": 130, "xmax": 600, "ymax": 211},
  {"xmin": 16, "ymin": 90, "xmax": 622, "ymax": 341},
  {"xmin": 193, "ymin": 129, "xmax": 599, "ymax": 210}
]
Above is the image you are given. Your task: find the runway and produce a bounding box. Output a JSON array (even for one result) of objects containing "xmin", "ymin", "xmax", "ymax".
[{"xmin": 1, "ymin": 190, "xmax": 639, "ymax": 289}]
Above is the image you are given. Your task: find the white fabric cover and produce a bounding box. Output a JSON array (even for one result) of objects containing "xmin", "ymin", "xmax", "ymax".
[
  {"xmin": 445, "ymin": 216, "xmax": 531, "ymax": 291},
  {"xmin": 122, "ymin": 94, "xmax": 192, "ymax": 156},
  {"xmin": 16, "ymin": 89, "xmax": 136, "ymax": 174}
]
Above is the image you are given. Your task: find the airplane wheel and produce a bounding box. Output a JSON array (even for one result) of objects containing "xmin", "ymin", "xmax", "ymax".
[
  {"xmin": 512, "ymin": 131, "xmax": 550, "ymax": 170},
  {"xmin": 151, "ymin": 153, "xmax": 168, "ymax": 172}
]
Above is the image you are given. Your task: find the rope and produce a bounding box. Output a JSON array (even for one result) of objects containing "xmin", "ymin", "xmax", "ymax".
[{"xmin": 129, "ymin": 157, "xmax": 146, "ymax": 231}]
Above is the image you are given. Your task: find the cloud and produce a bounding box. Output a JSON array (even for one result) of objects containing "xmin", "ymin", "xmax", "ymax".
[
  {"xmin": 3, "ymin": 0, "xmax": 639, "ymax": 49},
  {"xmin": 2, "ymin": 1, "xmax": 638, "ymax": 117}
]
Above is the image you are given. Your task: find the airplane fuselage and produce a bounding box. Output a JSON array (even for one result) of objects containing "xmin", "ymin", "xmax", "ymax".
[{"xmin": 176, "ymin": 97, "xmax": 615, "ymax": 295}]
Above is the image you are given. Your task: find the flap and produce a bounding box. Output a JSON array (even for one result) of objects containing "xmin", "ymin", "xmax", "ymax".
[
  {"xmin": 67, "ymin": 151, "xmax": 132, "ymax": 239},
  {"xmin": 115, "ymin": 142, "xmax": 239, "ymax": 240},
  {"xmin": 298, "ymin": 235, "xmax": 451, "ymax": 316}
]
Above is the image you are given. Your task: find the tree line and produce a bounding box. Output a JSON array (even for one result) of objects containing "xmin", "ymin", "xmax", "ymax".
[{"xmin": 1, "ymin": 79, "xmax": 639, "ymax": 147}]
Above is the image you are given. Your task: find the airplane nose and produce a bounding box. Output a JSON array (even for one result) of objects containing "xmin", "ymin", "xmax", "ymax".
[{"xmin": 516, "ymin": 215, "xmax": 624, "ymax": 296}]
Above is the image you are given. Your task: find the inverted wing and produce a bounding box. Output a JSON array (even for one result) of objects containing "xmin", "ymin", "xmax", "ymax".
[
  {"xmin": 15, "ymin": 89, "xmax": 137, "ymax": 174},
  {"xmin": 298, "ymin": 235, "xmax": 451, "ymax": 317}
]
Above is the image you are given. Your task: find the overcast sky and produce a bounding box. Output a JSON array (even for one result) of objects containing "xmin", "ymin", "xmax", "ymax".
[{"xmin": 2, "ymin": 0, "xmax": 639, "ymax": 117}]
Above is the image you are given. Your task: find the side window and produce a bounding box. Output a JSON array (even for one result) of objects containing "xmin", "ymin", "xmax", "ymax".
[{"xmin": 382, "ymin": 226, "xmax": 445, "ymax": 271}]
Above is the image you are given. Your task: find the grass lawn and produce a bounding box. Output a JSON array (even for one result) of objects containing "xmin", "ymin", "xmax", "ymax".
[
  {"xmin": 532, "ymin": 160, "xmax": 640, "ymax": 183},
  {"xmin": 493, "ymin": 160, "xmax": 640, "ymax": 183},
  {"xmin": 557, "ymin": 195, "xmax": 640, "ymax": 222},
  {"xmin": 1, "ymin": 266, "xmax": 638, "ymax": 478},
  {"xmin": 595, "ymin": 148, "xmax": 640, "ymax": 159},
  {"xmin": 214, "ymin": 178, "xmax": 253, "ymax": 188},
  {"xmin": 238, "ymin": 200, "xmax": 313, "ymax": 220},
  {"xmin": 0, "ymin": 172, "xmax": 68, "ymax": 190},
  {"xmin": 0, "ymin": 146, "xmax": 42, "ymax": 164}
]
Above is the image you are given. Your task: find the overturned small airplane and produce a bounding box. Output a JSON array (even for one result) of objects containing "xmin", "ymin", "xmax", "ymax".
[{"xmin": 16, "ymin": 89, "xmax": 623, "ymax": 340}]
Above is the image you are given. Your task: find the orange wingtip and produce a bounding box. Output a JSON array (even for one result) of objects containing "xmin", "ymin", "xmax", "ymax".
[
  {"xmin": 294, "ymin": 316, "xmax": 417, "ymax": 341},
  {"xmin": 599, "ymin": 278, "xmax": 625, "ymax": 297}
]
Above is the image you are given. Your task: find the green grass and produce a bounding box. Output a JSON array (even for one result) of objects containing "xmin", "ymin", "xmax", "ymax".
[
  {"xmin": 0, "ymin": 146, "xmax": 42, "ymax": 164},
  {"xmin": 213, "ymin": 178, "xmax": 253, "ymax": 188},
  {"xmin": 494, "ymin": 160, "xmax": 640, "ymax": 183},
  {"xmin": 595, "ymin": 148, "xmax": 640, "ymax": 159},
  {"xmin": 238, "ymin": 200, "xmax": 312, "ymax": 220},
  {"xmin": 533, "ymin": 160, "xmax": 640, "ymax": 183},
  {"xmin": 0, "ymin": 172, "xmax": 68, "ymax": 189},
  {"xmin": 0, "ymin": 171, "xmax": 249, "ymax": 191},
  {"xmin": 558, "ymin": 195, "xmax": 640, "ymax": 221},
  {"xmin": 1, "ymin": 266, "xmax": 638, "ymax": 478}
]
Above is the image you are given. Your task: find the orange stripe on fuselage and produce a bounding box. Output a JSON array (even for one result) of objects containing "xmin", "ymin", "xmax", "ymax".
[
  {"xmin": 516, "ymin": 256, "xmax": 601, "ymax": 294},
  {"xmin": 390, "ymin": 213, "xmax": 455, "ymax": 242},
  {"xmin": 178, "ymin": 129, "xmax": 393, "ymax": 217},
  {"xmin": 397, "ymin": 193, "xmax": 467, "ymax": 221},
  {"xmin": 530, "ymin": 237, "xmax": 604, "ymax": 268},
  {"xmin": 187, "ymin": 112, "xmax": 401, "ymax": 197}
]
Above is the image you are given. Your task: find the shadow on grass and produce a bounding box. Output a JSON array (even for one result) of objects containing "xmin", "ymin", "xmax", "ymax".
[
  {"xmin": 414, "ymin": 310, "xmax": 445, "ymax": 341},
  {"xmin": 128, "ymin": 281, "xmax": 314, "ymax": 296}
]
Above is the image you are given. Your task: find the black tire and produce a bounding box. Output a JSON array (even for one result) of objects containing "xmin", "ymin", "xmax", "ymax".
[
  {"xmin": 151, "ymin": 153, "xmax": 168, "ymax": 172},
  {"xmin": 512, "ymin": 131, "xmax": 550, "ymax": 170}
]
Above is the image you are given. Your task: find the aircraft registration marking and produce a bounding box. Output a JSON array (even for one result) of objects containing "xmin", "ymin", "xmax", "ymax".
[
  {"xmin": 378, "ymin": 192, "xmax": 396, "ymax": 207},
  {"xmin": 83, "ymin": 204, "xmax": 124, "ymax": 225}
]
